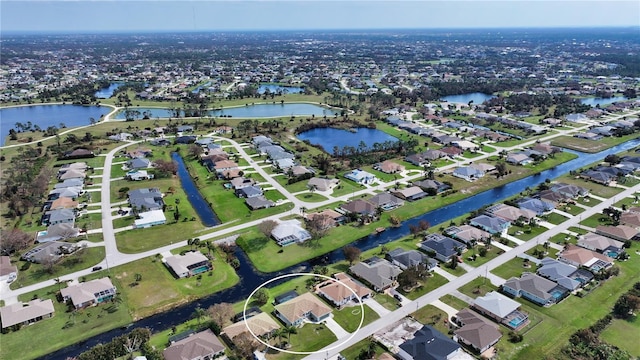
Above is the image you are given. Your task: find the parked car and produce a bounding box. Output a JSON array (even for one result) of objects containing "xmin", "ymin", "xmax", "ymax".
[
  {"xmin": 7, "ymin": 273, "xmax": 17, "ymax": 283},
  {"xmin": 92, "ymin": 266, "xmax": 103, "ymax": 272}
]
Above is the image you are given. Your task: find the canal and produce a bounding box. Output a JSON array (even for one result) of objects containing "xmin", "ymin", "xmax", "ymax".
[
  {"xmin": 43, "ymin": 138, "xmax": 640, "ymax": 359},
  {"xmin": 171, "ymin": 152, "xmax": 221, "ymax": 227}
]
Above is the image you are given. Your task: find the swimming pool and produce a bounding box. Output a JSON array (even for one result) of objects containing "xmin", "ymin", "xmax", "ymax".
[
  {"xmin": 551, "ymin": 289, "xmax": 565, "ymax": 300},
  {"xmin": 509, "ymin": 316, "xmax": 527, "ymax": 328},
  {"xmin": 606, "ymin": 251, "xmax": 618, "ymax": 258},
  {"xmin": 191, "ymin": 265, "xmax": 210, "ymax": 275}
]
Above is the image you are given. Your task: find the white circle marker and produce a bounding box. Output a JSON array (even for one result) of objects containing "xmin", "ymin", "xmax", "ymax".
[{"xmin": 243, "ymin": 272, "xmax": 365, "ymax": 355}]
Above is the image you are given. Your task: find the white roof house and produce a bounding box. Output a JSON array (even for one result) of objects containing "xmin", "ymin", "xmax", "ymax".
[
  {"xmin": 344, "ymin": 169, "xmax": 377, "ymax": 185},
  {"xmin": 134, "ymin": 210, "xmax": 166, "ymax": 228},
  {"xmin": 164, "ymin": 251, "xmax": 211, "ymax": 278},
  {"xmin": 271, "ymin": 220, "xmax": 312, "ymax": 246}
]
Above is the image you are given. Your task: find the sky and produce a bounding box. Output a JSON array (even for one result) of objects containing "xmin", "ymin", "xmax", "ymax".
[{"xmin": 2, "ymin": 0, "xmax": 639, "ymax": 33}]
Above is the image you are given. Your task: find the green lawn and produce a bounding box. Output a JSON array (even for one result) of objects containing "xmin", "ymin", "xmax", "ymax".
[
  {"xmin": 330, "ymin": 304, "xmax": 380, "ymax": 333},
  {"xmin": 551, "ymin": 133, "xmax": 640, "ymax": 153},
  {"xmin": 398, "ymin": 273, "xmax": 449, "ymax": 300},
  {"xmin": 491, "ymin": 258, "xmax": 528, "ymax": 280},
  {"xmin": 559, "ymin": 204, "xmax": 585, "ymax": 215},
  {"xmin": 439, "ymin": 294, "xmax": 471, "ymax": 310},
  {"xmin": 332, "ymin": 178, "xmax": 366, "ymax": 197},
  {"xmin": 440, "ymin": 262, "xmax": 467, "ymax": 277},
  {"xmin": 411, "ymin": 304, "xmax": 450, "ymax": 334},
  {"xmin": 507, "ymin": 224, "xmax": 547, "ymax": 241},
  {"xmin": 580, "ymin": 213, "xmax": 615, "ymax": 228},
  {"xmin": 373, "ymin": 293, "xmax": 400, "ymax": 311},
  {"xmin": 556, "ymin": 176, "xmax": 624, "ymax": 198},
  {"xmin": 463, "ymin": 245, "xmax": 505, "ymax": 267},
  {"xmin": 0, "ymin": 284, "xmax": 132, "ymax": 360},
  {"xmin": 335, "ymin": 338, "xmax": 387, "ymax": 360},
  {"xmin": 543, "ymin": 212, "xmax": 569, "ymax": 225},
  {"xmin": 599, "ymin": 317, "xmax": 640, "ymax": 357},
  {"xmin": 264, "ymin": 323, "xmax": 337, "ymax": 360},
  {"xmin": 457, "ymin": 277, "xmax": 498, "ymax": 299},
  {"xmin": 9, "ymin": 247, "xmax": 105, "ymax": 290},
  {"xmin": 294, "ymin": 192, "xmax": 329, "ymax": 202}
]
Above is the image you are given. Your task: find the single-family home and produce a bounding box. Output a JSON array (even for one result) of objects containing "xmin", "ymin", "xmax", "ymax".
[
  {"xmin": 413, "ymin": 180, "xmax": 451, "ymax": 194},
  {"xmin": 393, "ymin": 186, "xmax": 427, "ymax": 201},
  {"xmin": 550, "ymin": 183, "xmax": 589, "ymax": 198},
  {"xmin": 349, "ymin": 257, "xmax": 402, "ymax": 292},
  {"xmin": 344, "ymin": 169, "xmax": 377, "ymax": 185},
  {"xmin": 472, "ymin": 291, "xmax": 529, "ymax": 330},
  {"xmin": 506, "ymin": 152, "xmax": 533, "ymax": 166},
  {"xmin": 44, "ymin": 208, "xmax": 76, "ymax": 226},
  {"xmin": 304, "ymin": 209, "xmax": 345, "ymax": 229},
  {"xmin": 230, "ymin": 177, "xmax": 256, "ymax": 190},
  {"xmin": 340, "ymin": 199, "xmax": 377, "ymax": 217},
  {"xmin": 62, "ymin": 148, "xmax": 94, "ymax": 159},
  {"xmin": 452, "ymin": 166, "xmax": 484, "ymax": 182},
  {"xmin": 418, "ymin": 234, "xmax": 467, "ymax": 262},
  {"xmin": 502, "ymin": 272, "xmax": 568, "ymax": 306},
  {"xmin": 369, "ymin": 193, "xmax": 405, "ymax": 210},
  {"xmin": 214, "ymin": 160, "xmax": 239, "ymax": 177},
  {"xmin": 124, "ymin": 158, "xmax": 152, "ymax": 170},
  {"xmin": 397, "ymin": 325, "xmax": 462, "ymax": 360},
  {"xmin": 578, "ymin": 232, "xmax": 625, "ymax": 256},
  {"xmin": 164, "ymin": 251, "xmax": 212, "ymax": 278},
  {"xmin": 54, "ymin": 178, "xmax": 84, "ymax": 189},
  {"xmin": 273, "ymin": 292, "xmax": 332, "ymax": 327},
  {"xmin": 516, "ymin": 197, "xmax": 555, "ymax": 215},
  {"xmin": 595, "ymin": 225, "xmax": 639, "ymax": 242},
  {"xmin": 0, "ymin": 299, "xmax": 55, "ymax": 330},
  {"xmin": 60, "ymin": 277, "xmax": 117, "ymax": 309},
  {"xmin": 36, "ymin": 223, "xmax": 80, "ymax": 243},
  {"xmin": 444, "ymin": 225, "xmax": 491, "ymax": 245},
  {"xmin": 126, "ymin": 148, "xmax": 152, "ymax": 158},
  {"xmin": 21, "ymin": 241, "xmax": 77, "ymax": 263},
  {"xmin": 558, "ymin": 244, "xmax": 614, "ymax": 272},
  {"xmin": 485, "ymin": 204, "xmax": 536, "ymax": 222},
  {"xmin": 307, "ymin": 177, "xmax": 340, "ymax": 192},
  {"xmin": 453, "ymin": 308, "xmax": 502, "ymax": 354},
  {"xmin": 374, "ymin": 160, "xmax": 405, "ymax": 174},
  {"xmin": 163, "ymin": 329, "xmax": 226, "ymax": 360},
  {"xmin": 317, "ymin": 272, "xmax": 372, "ymax": 307},
  {"xmin": 128, "ymin": 188, "xmax": 164, "ymax": 211},
  {"xmin": 565, "ymin": 113, "xmax": 588, "ymax": 122},
  {"xmin": 580, "ymin": 170, "xmax": 616, "ymax": 185},
  {"xmin": 537, "ymin": 257, "xmax": 593, "ymax": 291},
  {"xmin": 222, "ymin": 312, "xmax": 280, "ymax": 343},
  {"xmin": 175, "ymin": 135, "xmax": 197, "ymax": 144},
  {"xmin": 134, "ymin": 209, "xmax": 166, "ymax": 228},
  {"xmin": 452, "ymin": 140, "xmax": 480, "ymax": 152},
  {"xmin": 245, "ymin": 196, "xmax": 275, "ymax": 210},
  {"xmin": 620, "ymin": 212, "xmax": 640, "ymax": 228},
  {"xmin": 58, "ymin": 169, "xmax": 86, "ymax": 181},
  {"xmin": 126, "ymin": 169, "xmax": 154, "ymax": 181},
  {"xmin": 386, "ymin": 248, "xmax": 437, "ymax": 271},
  {"xmin": 235, "ymin": 185, "xmax": 263, "ymax": 199},
  {"xmin": 271, "ymin": 220, "xmax": 312, "ymax": 246},
  {"xmin": 470, "ymin": 215, "xmax": 510, "ymax": 234}
]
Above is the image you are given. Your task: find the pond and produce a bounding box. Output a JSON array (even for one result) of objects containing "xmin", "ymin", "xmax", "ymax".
[
  {"xmin": 171, "ymin": 153, "xmax": 221, "ymax": 227},
  {"xmin": 0, "ymin": 104, "xmax": 113, "ymax": 146},
  {"xmin": 112, "ymin": 103, "xmax": 337, "ymax": 120},
  {"xmin": 296, "ymin": 127, "xmax": 398, "ymax": 154},
  {"xmin": 94, "ymin": 83, "xmax": 124, "ymax": 99},
  {"xmin": 258, "ymin": 83, "xmax": 304, "ymax": 94},
  {"xmin": 580, "ymin": 96, "xmax": 628, "ymax": 107},
  {"xmin": 441, "ymin": 92, "xmax": 496, "ymax": 104}
]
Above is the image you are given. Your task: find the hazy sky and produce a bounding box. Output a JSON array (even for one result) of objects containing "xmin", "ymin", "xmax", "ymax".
[{"xmin": 2, "ymin": 1, "xmax": 639, "ymax": 33}]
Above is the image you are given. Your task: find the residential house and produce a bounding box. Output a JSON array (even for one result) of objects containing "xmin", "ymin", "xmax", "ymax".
[
  {"xmin": 43, "ymin": 208, "xmax": 76, "ymax": 227},
  {"xmin": 502, "ymin": 272, "xmax": 568, "ymax": 306},
  {"xmin": 230, "ymin": 177, "xmax": 256, "ymax": 190},
  {"xmin": 62, "ymin": 148, "xmax": 94, "ymax": 159},
  {"xmin": 214, "ymin": 160, "xmax": 239, "ymax": 178},
  {"xmin": 150, "ymin": 138, "xmax": 171, "ymax": 146},
  {"xmin": 580, "ymin": 170, "xmax": 616, "ymax": 185},
  {"xmin": 444, "ymin": 225, "xmax": 491, "ymax": 246},
  {"xmin": 60, "ymin": 277, "xmax": 117, "ymax": 309},
  {"xmin": 58, "ymin": 162, "xmax": 88, "ymax": 174},
  {"xmin": 126, "ymin": 148, "xmax": 152, "ymax": 158},
  {"xmin": 36, "ymin": 223, "xmax": 80, "ymax": 243},
  {"xmin": 349, "ymin": 257, "xmax": 402, "ymax": 292},
  {"xmin": 374, "ymin": 160, "xmax": 405, "ymax": 174},
  {"xmin": 54, "ymin": 178, "xmax": 84, "ymax": 189},
  {"xmin": 470, "ymin": 215, "xmax": 510, "ymax": 234},
  {"xmin": 405, "ymin": 151, "xmax": 440, "ymax": 166},
  {"xmin": 164, "ymin": 251, "xmax": 212, "ymax": 278},
  {"xmin": 506, "ymin": 152, "xmax": 533, "ymax": 166},
  {"xmin": 452, "ymin": 140, "xmax": 480, "ymax": 152},
  {"xmin": 271, "ymin": 220, "xmax": 312, "ymax": 246},
  {"xmin": 469, "ymin": 163, "xmax": 496, "ymax": 173},
  {"xmin": 565, "ymin": 113, "xmax": 588, "ymax": 122},
  {"xmin": 163, "ymin": 329, "xmax": 226, "ymax": 360},
  {"xmin": 317, "ymin": 273, "xmax": 372, "ymax": 307},
  {"xmin": 386, "ymin": 248, "xmax": 437, "ymax": 271},
  {"xmin": 340, "ymin": 199, "xmax": 377, "ymax": 217},
  {"xmin": 452, "ymin": 166, "xmax": 484, "ymax": 182},
  {"xmin": 126, "ymin": 169, "xmax": 154, "ymax": 181},
  {"xmin": 472, "ymin": 291, "xmax": 529, "ymax": 330},
  {"xmin": 124, "ymin": 158, "xmax": 152, "ymax": 170},
  {"xmin": 49, "ymin": 197, "xmax": 78, "ymax": 210},
  {"xmin": 516, "ymin": 197, "xmax": 555, "ymax": 215},
  {"xmin": 305, "ymin": 209, "xmax": 345, "ymax": 229},
  {"xmin": 418, "ymin": 234, "xmax": 467, "ymax": 262},
  {"xmin": 174, "ymin": 135, "xmax": 197, "ymax": 144},
  {"xmin": 273, "ymin": 292, "xmax": 332, "ymax": 327},
  {"xmin": 453, "ymin": 308, "xmax": 502, "ymax": 354},
  {"xmin": 440, "ymin": 146, "xmax": 463, "ymax": 158},
  {"xmin": 274, "ymin": 291, "xmax": 299, "ymax": 305},
  {"xmin": 485, "ymin": 204, "xmax": 536, "ymax": 222},
  {"xmin": 48, "ymin": 187, "xmax": 82, "ymax": 200},
  {"xmin": 393, "ymin": 186, "xmax": 427, "ymax": 201},
  {"xmin": 537, "ymin": 257, "xmax": 593, "ymax": 291},
  {"xmin": 58, "ymin": 169, "xmax": 86, "ymax": 181},
  {"xmin": 595, "ymin": 225, "xmax": 639, "ymax": 242},
  {"xmin": 558, "ymin": 244, "xmax": 614, "ymax": 272},
  {"xmin": 307, "ymin": 177, "xmax": 340, "ymax": 192},
  {"xmin": 21, "ymin": 241, "xmax": 77, "ymax": 263},
  {"xmin": 397, "ymin": 325, "xmax": 462, "ymax": 360},
  {"xmin": 344, "ymin": 169, "xmax": 377, "ymax": 185},
  {"xmin": 578, "ymin": 232, "xmax": 625, "ymax": 255},
  {"xmin": 621, "ymin": 212, "xmax": 640, "ymax": 228},
  {"xmin": 222, "ymin": 312, "xmax": 280, "ymax": 343},
  {"xmin": 245, "ymin": 196, "xmax": 275, "ymax": 210},
  {"xmin": 0, "ymin": 299, "xmax": 55, "ymax": 330},
  {"xmin": 369, "ymin": 193, "xmax": 405, "ymax": 210},
  {"xmin": 550, "ymin": 183, "xmax": 589, "ymax": 198},
  {"xmin": 134, "ymin": 209, "xmax": 166, "ymax": 228},
  {"xmin": 413, "ymin": 179, "xmax": 451, "ymax": 194},
  {"xmin": 128, "ymin": 188, "xmax": 164, "ymax": 211},
  {"xmin": 235, "ymin": 185, "xmax": 263, "ymax": 199}
]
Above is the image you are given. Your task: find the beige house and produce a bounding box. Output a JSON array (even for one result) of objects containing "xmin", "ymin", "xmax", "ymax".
[
  {"xmin": 317, "ymin": 272, "xmax": 372, "ymax": 307},
  {"xmin": 163, "ymin": 329, "xmax": 226, "ymax": 360},
  {"xmin": 222, "ymin": 312, "xmax": 280, "ymax": 341},
  {"xmin": 60, "ymin": 277, "xmax": 116, "ymax": 309},
  {"xmin": 0, "ymin": 299, "xmax": 55, "ymax": 330},
  {"xmin": 274, "ymin": 292, "xmax": 332, "ymax": 326}
]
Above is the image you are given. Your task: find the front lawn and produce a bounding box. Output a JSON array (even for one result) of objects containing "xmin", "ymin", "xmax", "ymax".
[
  {"xmin": 457, "ymin": 277, "xmax": 498, "ymax": 299},
  {"xmin": 295, "ymin": 192, "xmax": 329, "ymax": 202},
  {"xmin": 543, "ymin": 212, "xmax": 569, "ymax": 225},
  {"xmin": 410, "ymin": 304, "xmax": 449, "ymax": 334},
  {"xmin": 398, "ymin": 272, "xmax": 448, "ymax": 300},
  {"xmin": 265, "ymin": 323, "xmax": 337, "ymax": 360},
  {"xmin": 330, "ymin": 304, "xmax": 380, "ymax": 333},
  {"xmin": 373, "ymin": 293, "xmax": 400, "ymax": 311},
  {"xmin": 439, "ymin": 294, "xmax": 470, "ymax": 310},
  {"xmin": 490, "ymin": 258, "xmax": 527, "ymax": 280}
]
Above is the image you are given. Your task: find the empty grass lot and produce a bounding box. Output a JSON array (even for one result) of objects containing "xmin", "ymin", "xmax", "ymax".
[
  {"xmin": 398, "ymin": 272, "xmax": 449, "ymax": 300},
  {"xmin": 600, "ymin": 317, "xmax": 640, "ymax": 357},
  {"xmin": 330, "ymin": 304, "xmax": 380, "ymax": 332},
  {"xmin": 491, "ymin": 258, "xmax": 528, "ymax": 280},
  {"xmin": 439, "ymin": 294, "xmax": 471, "ymax": 310},
  {"xmin": 411, "ymin": 304, "xmax": 450, "ymax": 334},
  {"xmin": 551, "ymin": 133, "xmax": 640, "ymax": 153}
]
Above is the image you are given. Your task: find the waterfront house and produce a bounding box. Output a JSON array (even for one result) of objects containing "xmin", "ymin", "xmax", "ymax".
[
  {"xmin": 393, "ymin": 186, "xmax": 427, "ymax": 201},
  {"xmin": 452, "ymin": 166, "xmax": 484, "ymax": 182},
  {"xmin": 304, "ymin": 209, "xmax": 345, "ymax": 229},
  {"xmin": 506, "ymin": 152, "xmax": 533, "ymax": 166},
  {"xmin": 386, "ymin": 248, "xmax": 437, "ymax": 271},
  {"xmin": 516, "ymin": 197, "xmax": 555, "ymax": 215},
  {"xmin": 164, "ymin": 251, "xmax": 212, "ymax": 279},
  {"xmin": 485, "ymin": 203, "xmax": 536, "ymax": 222},
  {"xmin": 444, "ymin": 225, "xmax": 491, "ymax": 246},
  {"xmin": 222, "ymin": 312, "xmax": 280, "ymax": 343},
  {"xmin": 60, "ymin": 277, "xmax": 117, "ymax": 309},
  {"xmin": 413, "ymin": 179, "xmax": 451, "ymax": 194},
  {"xmin": 502, "ymin": 272, "xmax": 568, "ymax": 307},
  {"xmin": 349, "ymin": 257, "xmax": 402, "ymax": 292},
  {"xmin": 271, "ymin": 220, "xmax": 312, "ymax": 246},
  {"xmin": 453, "ymin": 308, "xmax": 502, "ymax": 354},
  {"xmin": 273, "ymin": 292, "xmax": 332, "ymax": 327},
  {"xmin": 418, "ymin": 234, "xmax": 467, "ymax": 262},
  {"xmin": 469, "ymin": 215, "xmax": 510, "ymax": 234},
  {"xmin": 369, "ymin": 192, "xmax": 405, "ymax": 210},
  {"xmin": 472, "ymin": 291, "xmax": 529, "ymax": 330},
  {"xmin": 163, "ymin": 329, "xmax": 226, "ymax": 360},
  {"xmin": 340, "ymin": 199, "xmax": 377, "ymax": 217},
  {"xmin": 317, "ymin": 272, "xmax": 372, "ymax": 307},
  {"xmin": 0, "ymin": 299, "xmax": 55, "ymax": 330}
]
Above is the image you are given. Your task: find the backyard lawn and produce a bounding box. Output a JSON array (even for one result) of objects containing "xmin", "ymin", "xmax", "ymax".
[{"xmin": 599, "ymin": 317, "xmax": 640, "ymax": 357}]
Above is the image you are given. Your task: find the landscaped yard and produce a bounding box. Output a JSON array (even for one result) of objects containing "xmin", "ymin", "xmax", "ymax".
[
  {"xmin": 398, "ymin": 272, "xmax": 448, "ymax": 300},
  {"xmin": 264, "ymin": 323, "xmax": 337, "ymax": 360}
]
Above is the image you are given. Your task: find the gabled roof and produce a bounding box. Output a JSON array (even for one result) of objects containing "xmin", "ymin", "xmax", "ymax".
[
  {"xmin": 274, "ymin": 292, "xmax": 332, "ymax": 324},
  {"xmin": 473, "ymin": 291, "xmax": 521, "ymax": 318}
]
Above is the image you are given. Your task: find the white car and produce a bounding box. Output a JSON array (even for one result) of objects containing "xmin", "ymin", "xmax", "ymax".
[{"xmin": 7, "ymin": 273, "xmax": 17, "ymax": 283}]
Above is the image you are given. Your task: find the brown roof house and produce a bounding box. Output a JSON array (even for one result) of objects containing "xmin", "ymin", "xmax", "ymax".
[
  {"xmin": 558, "ymin": 244, "xmax": 614, "ymax": 273},
  {"xmin": 163, "ymin": 329, "xmax": 226, "ymax": 360},
  {"xmin": 317, "ymin": 272, "xmax": 372, "ymax": 308},
  {"xmin": 340, "ymin": 199, "xmax": 377, "ymax": 217},
  {"xmin": 595, "ymin": 225, "xmax": 639, "ymax": 242},
  {"xmin": 60, "ymin": 277, "xmax": 116, "ymax": 310},
  {"xmin": 307, "ymin": 177, "xmax": 340, "ymax": 192},
  {"xmin": 274, "ymin": 292, "xmax": 332, "ymax": 327},
  {"xmin": 0, "ymin": 299, "xmax": 55, "ymax": 330},
  {"xmin": 578, "ymin": 232, "xmax": 625, "ymax": 255},
  {"xmin": 222, "ymin": 312, "xmax": 280, "ymax": 342},
  {"xmin": 49, "ymin": 197, "xmax": 79, "ymax": 210},
  {"xmin": 374, "ymin": 160, "xmax": 406, "ymax": 174},
  {"xmin": 453, "ymin": 308, "xmax": 502, "ymax": 354}
]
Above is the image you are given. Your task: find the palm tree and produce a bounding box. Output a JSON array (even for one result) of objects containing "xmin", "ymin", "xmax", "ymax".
[
  {"xmin": 192, "ymin": 307, "xmax": 206, "ymax": 326},
  {"xmin": 284, "ymin": 325, "xmax": 297, "ymax": 342}
]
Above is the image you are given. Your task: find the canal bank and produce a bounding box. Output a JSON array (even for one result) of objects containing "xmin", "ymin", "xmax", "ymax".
[{"xmin": 42, "ymin": 138, "xmax": 640, "ymax": 360}]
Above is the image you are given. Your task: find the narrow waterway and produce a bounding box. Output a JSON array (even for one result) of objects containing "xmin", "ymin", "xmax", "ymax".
[
  {"xmin": 171, "ymin": 152, "xmax": 221, "ymax": 227},
  {"xmin": 43, "ymin": 138, "xmax": 640, "ymax": 359}
]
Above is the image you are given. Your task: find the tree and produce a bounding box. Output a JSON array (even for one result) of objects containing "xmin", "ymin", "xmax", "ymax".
[
  {"xmin": 258, "ymin": 219, "xmax": 278, "ymax": 238},
  {"xmin": 134, "ymin": 273, "xmax": 142, "ymax": 284},
  {"xmin": 398, "ymin": 264, "xmax": 429, "ymax": 290},
  {"xmin": 233, "ymin": 332, "xmax": 258, "ymax": 359},
  {"xmin": 306, "ymin": 214, "xmax": 331, "ymax": 240},
  {"xmin": 343, "ymin": 245, "xmax": 362, "ymax": 265},
  {"xmin": 604, "ymin": 154, "xmax": 621, "ymax": 166},
  {"xmin": 284, "ymin": 325, "xmax": 297, "ymax": 342},
  {"xmin": 613, "ymin": 294, "xmax": 640, "ymax": 319},
  {"xmin": 254, "ymin": 288, "xmax": 269, "ymax": 306},
  {"xmin": 192, "ymin": 307, "xmax": 206, "ymax": 325},
  {"xmin": 208, "ymin": 302, "xmax": 234, "ymax": 328},
  {"xmin": 448, "ymin": 257, "xmax": 458, "ymax": 270},
  {"xmin": 0, "ymin": 228, "xmax": 33, "ymax": 255},
  {"xmin": 188, "ymin": 144, "xmax": 203, "ymax": 159},
  {"xmin": 154, "ymin": 159, "xmax": 178, "ymax": 177}
]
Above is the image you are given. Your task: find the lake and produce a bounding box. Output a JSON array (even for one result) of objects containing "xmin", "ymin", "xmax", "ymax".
[
  {"xmin": 112, "ymin": 103, "xmax": 337, "ymax": 120},
  {"xmin": 258, "ymin": 83, "xmax": 304, "ymax": 94},
  {"xmin": 0, "ymin": 104, "xmax": 112, "ymax": 146},
  {"xmin": 94, "ymin": 83, "xmax": 124, "ymax": 99},
  {"xmin": 580, "ymin": 96, "xmax": 628, "ymax": 107},
  {"xmin": 441, "ymin": 92, "xmax": 496, "ymax": 104},
  {"xmin": 296, "ymin": 127, "xmax": 398, "ymax": 154}
]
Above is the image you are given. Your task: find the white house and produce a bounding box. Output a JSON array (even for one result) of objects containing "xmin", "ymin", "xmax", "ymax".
[
  {"xmin": 344, "ymin": 169, "xmax": 377, "ymax": 185},
  {"xmin": 134, "ymin": 210, "xmax": 166, "ymax": 228}
]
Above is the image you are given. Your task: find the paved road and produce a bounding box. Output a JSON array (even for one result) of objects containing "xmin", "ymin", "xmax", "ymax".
[{"xmin": 301, "ymin": 182, "xmax": 640, "ymax": 359}]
